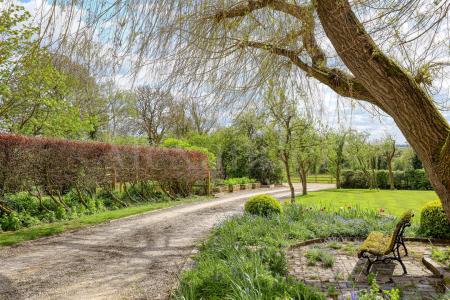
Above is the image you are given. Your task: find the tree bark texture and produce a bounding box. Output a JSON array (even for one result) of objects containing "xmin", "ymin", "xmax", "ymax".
[{"xmin": 317, "ymin": 0, "xmax": 450, "ymax": 219}]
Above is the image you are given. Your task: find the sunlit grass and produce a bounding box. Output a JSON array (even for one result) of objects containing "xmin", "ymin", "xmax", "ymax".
[{"xmin": 297, "ymin": 189, "xmax": 436, "ymax": 221}]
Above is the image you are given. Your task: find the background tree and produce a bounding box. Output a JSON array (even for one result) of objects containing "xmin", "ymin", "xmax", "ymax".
[
  {"xmin": 347, "ymin": 132, "xmax": 380, "ymax": 189},
  {"xmin": 326, "ymin": 131, "xmax": 348, "ymax": 189},
  {"xmin": 294, "ymin": 128, "xmax": 321, "ymax": 195},
  {"xmin": 135, "ymin": 87, "xmax": 173, "ymax": 145},
  {"xmin": 380, "ymin": 135, "xmax": 397, "ymax": 190},
  {"xmin": 264, "ymin": 88, "xmax": 302, "ymax": 203}
]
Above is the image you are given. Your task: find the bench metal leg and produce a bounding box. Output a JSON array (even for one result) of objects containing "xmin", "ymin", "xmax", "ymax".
[{"xmin": 361, "ymin": 251, "xmax": 407, "ymax": 275}]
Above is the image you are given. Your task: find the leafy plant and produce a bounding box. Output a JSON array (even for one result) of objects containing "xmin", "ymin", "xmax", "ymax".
[
  {"xmin": 431, "ymin": 248, "xmax": 450, "ymax": 266},
  {"xmin": 222, "ymin": 177, "xmax": 257, "ymax": 185},
  {"xmin": 305, "ymin": 247, "xmax": 335, "ymax": 268},
  {"xmin": 358, "ymin": 274, "xmax": 400, "ymax": 300},
  {"xmin": 418, "ymin": 200, "xmax": 450, "ymax": 239},
  {"xmin": 244, "ymin": 194, "xmax": 282, "ymax": 217},
  {"xmin": 175, "ymin": 204, "xmax": 399, "ymax": 299}
]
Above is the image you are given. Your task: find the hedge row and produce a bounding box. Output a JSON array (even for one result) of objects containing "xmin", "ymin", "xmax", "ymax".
[
  {"xmin": 341, "ymin": 169, "xmax": 432, "ymax": 190},
  {"xmin": 0, "ymin": 134, "xmax": 209, "ymax": 201}
]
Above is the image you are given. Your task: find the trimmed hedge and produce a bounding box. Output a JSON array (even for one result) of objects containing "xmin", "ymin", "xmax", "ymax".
[
  {"xmin": 244, "ymin": 194, "xmax": 282, "ymax": 217},
  {"xmin": 418, "ymin": 200, "xmax": 450, "ymax": 239},
  {"xmin": 341, "ymin": 169, "xmax": 432, "ymax": 190},
  {"xmin": 0, "ymin": 134, "xmax": 209, "ymax": 199}
]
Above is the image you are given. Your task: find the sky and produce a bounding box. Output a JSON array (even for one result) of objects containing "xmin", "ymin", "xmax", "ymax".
[{"xmin": 16, "ymin": 0, "xmax": 450, "ymax": 144}]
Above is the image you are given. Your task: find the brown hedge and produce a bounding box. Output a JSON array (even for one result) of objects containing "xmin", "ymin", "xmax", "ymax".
[{"xmin": 0, "ymin": 134, "xmax": 209, "ymax": 196}]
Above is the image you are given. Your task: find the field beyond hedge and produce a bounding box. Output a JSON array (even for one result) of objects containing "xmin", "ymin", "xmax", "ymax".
[{"xmin": 298, "ymin": 189, "xmax": 436, "ymax": 218}]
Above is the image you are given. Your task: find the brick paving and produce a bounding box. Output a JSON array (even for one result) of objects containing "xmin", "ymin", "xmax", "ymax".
[{"xmin": 287, "ymin": 240, "xmax": 449, "ymax": 299}]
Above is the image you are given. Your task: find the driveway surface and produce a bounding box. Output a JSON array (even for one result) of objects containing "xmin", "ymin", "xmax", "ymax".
[{"xmin": 0, "ymin": 183, "xmax": 334, "ymax": 300}]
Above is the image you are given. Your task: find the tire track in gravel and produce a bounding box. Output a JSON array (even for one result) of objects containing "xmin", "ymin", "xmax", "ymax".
[{"xmin": 0, "ymin": 184, "xmax": 334, "ymax": 300}]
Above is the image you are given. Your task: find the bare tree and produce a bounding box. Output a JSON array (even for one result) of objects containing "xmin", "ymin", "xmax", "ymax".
[
  {"xmin": 135, "ymin": 87, "xmax": 173, "ymax": 145},
  {"xmin": 188, "ymin": 98, "xmax": 219, "ymax": 135}
]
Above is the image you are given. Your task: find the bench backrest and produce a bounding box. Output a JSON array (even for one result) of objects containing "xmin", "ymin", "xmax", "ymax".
[{"xmin": 387, "ymin": 210, "xmax": 413, "ymax": 252}]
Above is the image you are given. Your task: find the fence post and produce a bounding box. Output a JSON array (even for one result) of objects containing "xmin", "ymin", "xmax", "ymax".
[{"xmin": 205, "ymin": 171, "xmax": 211, "ymax": 196}]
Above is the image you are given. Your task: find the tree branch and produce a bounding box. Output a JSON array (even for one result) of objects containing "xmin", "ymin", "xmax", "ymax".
[
  {"xmin": 212, "ymin": 0, "xmax": 326, "ymax": 67},
  {"xmin": 238, "ymin": 39, "xmax": 377, "ymax": 104}
]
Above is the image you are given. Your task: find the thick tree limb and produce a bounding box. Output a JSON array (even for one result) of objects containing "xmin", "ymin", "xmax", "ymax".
[{"xmin": 239, "ymin": 39, "xmax": 377, "ymax": 104}]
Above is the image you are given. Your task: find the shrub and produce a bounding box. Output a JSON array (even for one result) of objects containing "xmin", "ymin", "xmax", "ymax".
[
  {"xmin": 340, "ymin": 169, "xmax": 431, "ymax": 190},
  {"xmin": 0, "ymin": 212, "xmax": 22, "ymax": 231},
  {"xmin": 0, "ymin": 133, "xmax": 209, "ymax": 200},
  {"xmin": 223, "ymin": 177, "xmax": 257, "ymax": 185},
  {"xmin": 244, "ymin": 194, "xmax": 282, "ymax": 217},
  {"xmin": 248, "ymin": 153, "xmax": 283, "ymax": 185},
  {"xmin": 431, "ymin": 248, "xmax": 450, "ymax": 265},
  {"xmin": 419, "ymin": 200, "xmax": 450, "ymax": 239}
]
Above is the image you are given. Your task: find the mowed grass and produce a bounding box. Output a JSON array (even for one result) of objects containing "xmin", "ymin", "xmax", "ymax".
[
  {"xmin": 0, "ymin": 196, "xmax": 208, "ymax": 247},
  {"xmin": 298, "ymin": 189, "xmax": 437, "ymax": 220}
]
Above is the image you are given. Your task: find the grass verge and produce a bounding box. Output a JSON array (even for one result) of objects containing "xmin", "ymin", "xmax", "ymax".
[{"xmin": 0, "ymin": 196, "xmax": 209, "ymax": 246}]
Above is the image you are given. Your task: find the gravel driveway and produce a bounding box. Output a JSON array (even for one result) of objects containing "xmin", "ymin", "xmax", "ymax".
[{"xmin": 0, "ymin": 183, "xmax": 334, "ymax": 300}]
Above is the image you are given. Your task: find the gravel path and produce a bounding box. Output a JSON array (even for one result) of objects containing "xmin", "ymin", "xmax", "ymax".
[{"xmin": 0, "ymin": 183, "xmax": 334, "ymax": 300}]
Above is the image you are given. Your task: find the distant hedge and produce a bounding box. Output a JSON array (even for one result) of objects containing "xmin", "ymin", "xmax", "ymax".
[
  {"xmin": 341, "ymin": 169, "xmax": 432, "ymax": 190},
  {"xmin": 0, "ymin": 134, "xmax": 209, "ymax": 200}
]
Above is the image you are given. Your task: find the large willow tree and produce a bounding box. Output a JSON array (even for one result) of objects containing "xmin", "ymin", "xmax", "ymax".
[{"xmin": 34, "ymin": 0, "xmax": 450, "ymax": 218}]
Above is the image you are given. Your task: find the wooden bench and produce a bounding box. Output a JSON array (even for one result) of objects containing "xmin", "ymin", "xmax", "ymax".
[{"xmin": 358, "ymin": 210, "xmax": 414, "ymax": 274}]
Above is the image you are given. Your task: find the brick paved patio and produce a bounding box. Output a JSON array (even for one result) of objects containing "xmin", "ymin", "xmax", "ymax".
[{"xmin": 287, "ymin": 240, "xmax": 449, "ymax": 299}]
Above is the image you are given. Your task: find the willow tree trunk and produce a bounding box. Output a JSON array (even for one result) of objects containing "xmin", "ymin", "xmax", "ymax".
[{"xmin": 317, "ymin": 0, "xmax": 450, "ymax": 219}]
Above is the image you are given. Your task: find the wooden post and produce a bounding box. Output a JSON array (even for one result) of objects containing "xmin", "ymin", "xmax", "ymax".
[{"xmin": 205, "ymin": 171, "xmax": 211, "ymax": 196}]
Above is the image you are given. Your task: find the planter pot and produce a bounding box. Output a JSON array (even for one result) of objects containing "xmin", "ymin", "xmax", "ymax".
[
  {"xmin": 251, "ymin": 183, "xmax": 261, "ymax": 189},
  {"xmin": 240, "ymin": 183, "xmax": 252, "ymax": 190},
  {"xmin": 261, "ymin": 184, "xmax": 275, "ymax": 188},
  {"xmin": 213, "ymin": 186, "xmax": 227, "ymax": 193},
  {"xmin": 228, "ymin": 184, "xmax": 241, "ymax": 192}
]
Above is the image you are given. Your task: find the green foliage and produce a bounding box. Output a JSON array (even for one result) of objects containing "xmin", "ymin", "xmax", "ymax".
[
  {"xmin": 248, "ymin": 151, "xmax": 284, "ymax": 185},
  {"xmin": 431, "ymin": 248, "xmax": 450, "ymax": 266},
  {"xmin": 244, "ymin": 195, "xmax": 282, "ymax": 217},
  {"xmin": 305, "ymin": 247, "xmax": 335, "ymax": 268},
  {"xmin": 358, "ymin": 274, "xmax": 400, "ymax": 300},
  {"xmin": 418, "ymin": 200, "xmax": 450, "ymax": 239},
  {"xmin": 175, "ymin": 204, "xmax": 397, "ymax": 299},
  {"xmin": 0, "ymin": 212, "xmax": 22, "ymax": 231},
  {"xmin": 0, "ymin": 184, "xmax": 172, "ymax": 232},
  {"xmin": 218, "ymin": 177, "xmax": 257, "ymax": 185},
  {"xmin": 341, "ymin": 169, "xmax": 432, "ymax": 190},
  {"xmin": 0, "ymin": 3, "xmax": 96, "ymax": 138},
  {"xmin": 162, "ymin": 137, "xmax": 216, "ymax": 169}
]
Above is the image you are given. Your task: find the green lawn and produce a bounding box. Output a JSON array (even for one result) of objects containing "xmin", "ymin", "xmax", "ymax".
[
  {"xmin": 297, "ymin": 189, "xmax": 437, "ymax": 218},
  {"xmin": 0, "ymin": 196, "xmax": 209, "ymax": 247}
]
